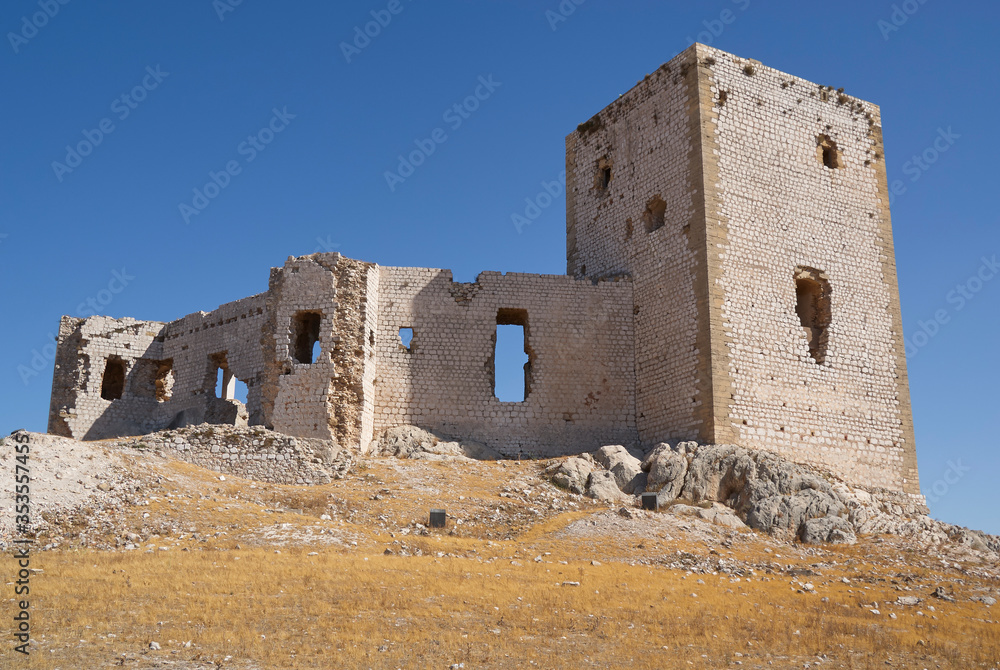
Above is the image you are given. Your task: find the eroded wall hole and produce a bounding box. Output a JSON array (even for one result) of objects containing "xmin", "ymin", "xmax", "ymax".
[
  {"xmin": 132, "ymin": 358, "xmax": 174, "ymax": 402},
  {"xmin": 794, "ymin": 267, "xmax": 832, "ymax": 364},
  {"xmin": 817, "ymin": 135, "xmax": 843, "ymax": 169},
  {"xmin": 643, "ymin": 195, "xmax": 667, "ymax": 232}
]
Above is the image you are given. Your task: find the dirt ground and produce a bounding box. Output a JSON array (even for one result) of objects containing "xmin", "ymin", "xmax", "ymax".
[{"xmin": 2, "ymin": 433, "xmax": 998, "ymax": 669}]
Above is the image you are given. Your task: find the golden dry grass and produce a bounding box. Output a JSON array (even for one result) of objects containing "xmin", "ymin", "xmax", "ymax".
[{"xmin": 8, "ymin": 457, "xmax": 1000, "ymax": 669}]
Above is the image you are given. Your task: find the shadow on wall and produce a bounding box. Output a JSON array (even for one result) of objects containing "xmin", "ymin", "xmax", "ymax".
[
  {"xmin": 82, "ymin": 346, "xmax": 254, "ymax": 440},
  {"xmin": 375, "ymin": 269, "xmax": 637, "ymax": 457}
]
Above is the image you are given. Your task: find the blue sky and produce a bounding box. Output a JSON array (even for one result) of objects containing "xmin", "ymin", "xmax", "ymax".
[{"xmin": 1, "ymin": 1, "xmax": 997, "ymax": 533}]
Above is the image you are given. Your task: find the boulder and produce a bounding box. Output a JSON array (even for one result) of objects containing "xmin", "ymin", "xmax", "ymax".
[
  {"xmin": 593, "ymin": 445, "xmax": 644, "ymax": 494},
  {"xmin": 551, "ymin": 457, "xmax": 594, "ymax": 495},
  {"xmin": 368, "ymin": 425, "xmax": 438, "ymax": 457},
  {"xmin": 646, "ymin": 450, "xmax": 688, "ymax": 500},
  {"xmin": 640, "ymin": 443, "xmax": 673, "ymax": 471},
  {"xmin": 585, "ymin": 471, "xmax": 629, "ymax": 503}
]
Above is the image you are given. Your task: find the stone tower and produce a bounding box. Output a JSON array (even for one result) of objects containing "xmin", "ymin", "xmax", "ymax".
[{"xmin": 566, "ymin": 44, "xmax": 919, "ymax": 494}]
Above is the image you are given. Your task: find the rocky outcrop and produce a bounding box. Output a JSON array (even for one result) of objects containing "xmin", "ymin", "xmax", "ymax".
[
  {"xmin": 367, "ymin": 425, "xmax": 501, "ymax": 461},
  {"xmin": 545, "ymin": 440, "xmax": 999, "ymax": 553}
]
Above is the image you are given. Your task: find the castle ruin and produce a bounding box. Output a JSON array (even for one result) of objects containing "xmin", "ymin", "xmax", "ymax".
[{"xmin": 47, "ymin": 44, "xmax": 922, "ymax": 497}]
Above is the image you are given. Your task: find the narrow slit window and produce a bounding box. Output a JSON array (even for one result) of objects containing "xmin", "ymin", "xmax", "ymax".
[
  {"xmin": 291, "ymin": 311, "xmax": 322, "ymax": 364},
  {"xmin": 601, "ymin": 166, "xmax": 612, "ymax": 189},
  {"xmin": 216, "ymin": 364, "xmax": 235, "ymax": 400},
  {"xmin": 493, "ymin": 308, "xmax": 532, "ymax": 402},
  {"xmin": 398, "ymin": 327, "xmax": 414, "ymax": 351},
  {"xmin": 100, "ymin": 356, "xmax": 126, "ymax": 400},
  {"xmin": 794, "ymin": 268, "xmax": 832, "ymax": 364}
]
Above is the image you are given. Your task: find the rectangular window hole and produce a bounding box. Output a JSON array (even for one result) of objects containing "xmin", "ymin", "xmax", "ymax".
[
  {"xmin": 100, "ymin": 356, "xmax": 126, "ymax": 401},
  {"xmin": 291, "ymin": 311, "xmax": 322, "ymax": 364},
  {"xmin": 398, "ymin": 327, "xmax": 414, "ymax": 351},
  {"xmin": 493, "ymin": 308, "xmax": 532, "ymax": 402}
]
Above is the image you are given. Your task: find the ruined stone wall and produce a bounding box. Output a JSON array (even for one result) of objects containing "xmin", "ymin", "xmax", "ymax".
[
  {"xmin": 48, "ymin": 316, "xmax": 167, "ymax": 439},
  {"xmin": 372, "ymin": 268, "xmax": 637, "ymax": 456},
  {"xmin": 260, "ymin": 253, "xmax": 376, "ymax": 446},
  {"xmin": 697, "ymin": 44, "xmax": 919, "ymax": 494},
  {"xmin": 110, "ymin": 426, "xmax": 335, "ymax": 485},
  {"xmin": 48, "ymin": 294, "xmax": 269, "ymax": 441},
  {"xmin": 160, "ymin": 294, "xmax": 269, "ymax": 425},
  {"xmin": 359, "ymin": 266, "xmax": 380, "ymax": 448},
  {"xmin": 566, "ymin": 45, "xmax": 708, "ymax": 446}
]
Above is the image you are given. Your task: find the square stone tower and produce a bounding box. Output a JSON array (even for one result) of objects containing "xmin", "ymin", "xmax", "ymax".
[{"xmin": 566, "ymin": 44, "xmax": 919, "ymax": 494}]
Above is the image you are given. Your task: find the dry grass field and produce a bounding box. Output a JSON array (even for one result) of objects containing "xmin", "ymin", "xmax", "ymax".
[{"xmin": 6, "ymin": 455, "xmax": 1000, "ymax": 669}]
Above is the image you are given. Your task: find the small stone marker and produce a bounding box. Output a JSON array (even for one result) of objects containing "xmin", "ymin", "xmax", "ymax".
[
  {"xmin": 641, "ymin": 492, "xmax": 658, "ymax": 511},
  {"xmin": 429, "ymin": 508, "xmax": 447, "ymax": 528}
]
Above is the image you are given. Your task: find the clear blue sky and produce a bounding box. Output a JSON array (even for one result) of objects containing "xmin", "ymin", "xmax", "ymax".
[{"xmin": 1, "ymin": 1, "xmax": 997, "ymax": 534}]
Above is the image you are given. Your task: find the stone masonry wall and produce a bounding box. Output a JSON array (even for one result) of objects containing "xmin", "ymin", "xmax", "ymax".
[
  {"xmin": 372, "ymin": 268, "xmax": 637, "ymax": 457},
  {"xmin": 110, "ymin": 426, "xmax": 334, "ymax": 485},
  {"xmin": 48, "ymin": 294, "xmax": 269, "ymax": 441},
  {"xmin": 260, "ymin": 254, "xmax": 376, "ymax": 444},
  {"xmin": 48, "ymin": 316, "xmax": 168, "ymax": 439},
  {"xmin": 160, "ymin": 293, "xmax": 269, "ymax": 425},
  {"xmin": 566, "ymin": 45, "xmax": 708, "ymax": 446},
  {"xmin": 697, "ymin": 44, "xmax": 919, "ymax": 494}
]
